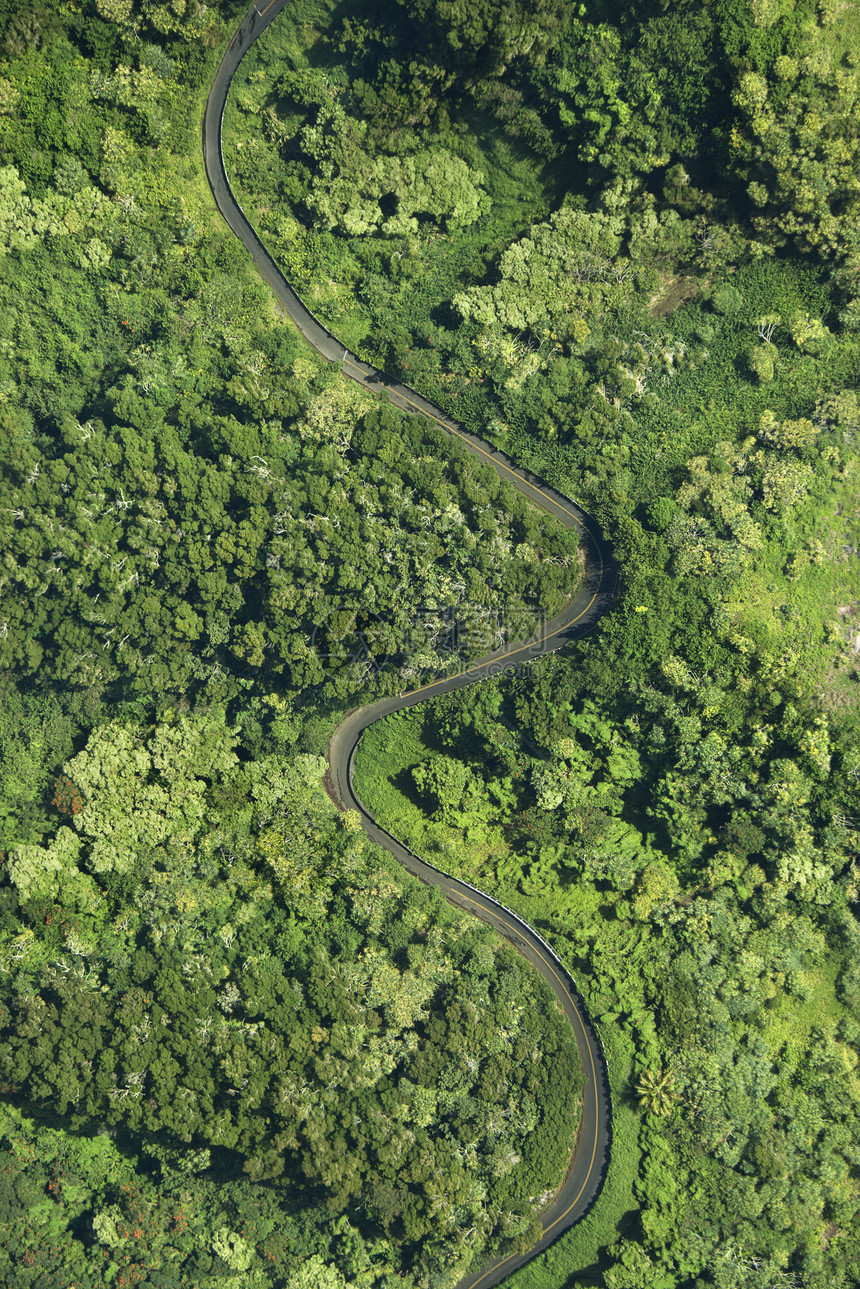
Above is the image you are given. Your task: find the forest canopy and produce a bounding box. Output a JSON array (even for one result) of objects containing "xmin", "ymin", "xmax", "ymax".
[
  {"xmin": 1, "ymin": 711, "xmax": 582, "ymax": 1284},
  {"xmin": 0, "ymin": 0, "xmax": 859, "ymax": 1286}
]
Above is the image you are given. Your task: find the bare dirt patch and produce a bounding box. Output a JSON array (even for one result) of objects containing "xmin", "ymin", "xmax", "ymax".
[
  {"xmin": 648, "ymin": 274, "xmax": 699, "ymax": 319},
  {"xmin": 820, "ymin": 600, "xmax": 860, "ymax": 711}
]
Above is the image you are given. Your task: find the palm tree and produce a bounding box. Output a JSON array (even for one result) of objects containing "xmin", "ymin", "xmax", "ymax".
[{"xmin": 635, "ymin": 1068, "xmax": 678, "ymax": 1115}]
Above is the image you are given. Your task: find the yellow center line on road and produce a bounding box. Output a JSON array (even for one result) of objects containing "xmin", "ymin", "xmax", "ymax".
[
  {"xmin": 338, "ymin": 358, "xmax": 607, "ymax": 701},
  {"xmin": 457, "ymin": 890, "xmax": 600, "ymax": 1286},
  {"xmin": 399, "ymin": 588, "xmax": 600, "ymax": 700},
  {"xmin": 343, "ymin": 357, "xmax": 585, "ymax": 528},
  {"xmin": 213, "ymin": 18, "xmax": 610, "ymax": 1274},
  {"xmin": 341, "ymin": 337, "xmax": 609, "ymax": 1267}
]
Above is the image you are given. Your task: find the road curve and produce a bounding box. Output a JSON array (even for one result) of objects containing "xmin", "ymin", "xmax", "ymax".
[{"xmin": 203, "ymin": 7, "xmax": 618, "ymax": 1285}]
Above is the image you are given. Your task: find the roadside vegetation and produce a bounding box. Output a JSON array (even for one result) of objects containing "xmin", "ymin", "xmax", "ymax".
[
  {"xmin": 0, "ymin": 0, "xmax": 583, "ymax": 1284},
  {"xmin": 1, "ymin": 709, "xmax": 582, "ymax": 1286},
  {"xmin": 0, "ymin": 0, "xmax": 859, "ymax": 1285}
]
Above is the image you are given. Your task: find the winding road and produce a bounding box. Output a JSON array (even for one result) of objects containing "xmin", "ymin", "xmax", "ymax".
[{"xmin": 203, "ymin": 6, "xmax": 619, "ymax": 1285}]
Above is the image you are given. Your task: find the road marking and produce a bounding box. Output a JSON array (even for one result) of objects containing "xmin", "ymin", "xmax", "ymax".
[
  {"xmin": 399, "ymin": 585, "xmax": 601, "ymax": 700},
  {"xmin": 342, "ymin": 356, "xmax": 587, "ymax": 528},
  {"xmin": 210, "ymin": 8, "xmax": 612, "ymax": 1276},
  {"xmin": 338, "ymin": 357, "xmax": 607, "ymax": 699},
  {"xmin": 458, "ymin": 891, "xmax": 601, "ymax": 1245},
  {"xmin": 335, "ymin": 232, "xmax": 610, "ymax": 1276}
]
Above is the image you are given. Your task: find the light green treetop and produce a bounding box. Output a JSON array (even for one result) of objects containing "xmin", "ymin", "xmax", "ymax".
[{"xmin": 64, "ymin": 713, "xmax": 238, "ymax": 873}]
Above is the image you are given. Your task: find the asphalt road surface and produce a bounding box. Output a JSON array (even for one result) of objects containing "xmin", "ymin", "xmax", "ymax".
[{"xmin": 204, "ymin": 7, "xmax": 619, "ymax": 1283}]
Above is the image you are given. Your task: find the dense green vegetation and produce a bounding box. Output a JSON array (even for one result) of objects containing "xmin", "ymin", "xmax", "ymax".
[
  {"xmin": 227, "ymin": 0, "xmax": 860, "ymax": 1283},
  {"xmin": 0, "ymin": 0, "xmax": 577, "ymax": 730},
  {"xmin": 0, "ymin": 708, "xmax": 582, "ymax": 1285},
  {"xmin": 355, "ymin": 627, "xmax": 860, "ymax": 1287},
  {"xmin": 1, "ymin": 0, "xmax": 860, "ymax": 1284},
  {"xmin": 223, "ymin": 0, "xmax": 860, "ymax": 511},
  {"xmin": 0, "ymin": 0, "xmax": 586, "ymax": 1284}
]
